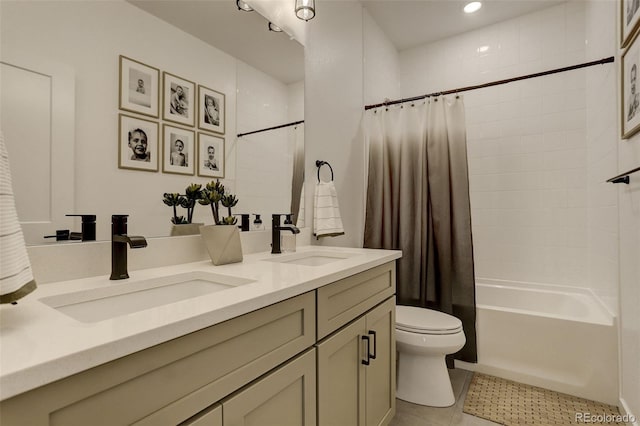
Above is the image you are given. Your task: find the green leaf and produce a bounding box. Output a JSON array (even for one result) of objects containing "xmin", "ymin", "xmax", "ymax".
[
  {"xmin": 221, "ymin": 194, "xmax": 238, "ymax": 208},
  {"xmin": 222, "ymin": 216, "xmax": 238, "ymax": 225}
]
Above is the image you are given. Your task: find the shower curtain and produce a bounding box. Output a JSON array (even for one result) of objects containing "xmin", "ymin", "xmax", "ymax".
[{"xmin": 363, "ymin": 96, "xmax": 477, "ymax": 362}]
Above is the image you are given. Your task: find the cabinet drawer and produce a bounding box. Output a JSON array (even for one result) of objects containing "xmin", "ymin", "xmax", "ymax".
[
  {"xmin": 1, "ymin": 292, "xmax": 315, "ymax": 426},
  {"xmin": 317, "ymin": 262, "xmax": 395, "ymax": 339},
  {"xmin": 181, "ymin": 404, "xmax": 222, "ymax": 426},
  {"xmin": 223, "ymin": 348, "xmax": 317, "ymax": 426}
]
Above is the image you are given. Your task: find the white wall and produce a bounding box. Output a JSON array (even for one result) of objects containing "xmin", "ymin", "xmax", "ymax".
[
  {"xmin": 304, "ymin": 2, "xmax": 365, "ymax": 247},
  {"xmin": 1, "ymin": 0, "xmax": 300, "ymax": 241},
  {"xmin": 236, "ymin": 61, "xmax": 303, "ymax": 225},
  {"xmin": 1, "ymin": 0, "xmax": 237, "ymax": 240},
  {"xmin": 606, "ymin": 0, "xmax": 640, "ymax": 416},
  {"xmin": 398, "ymin": 3, "xmax": 620, "ymax": 298},
  {"xmin": 617, "ymin": 137, "xmax": 640, "ymax": 422},
  {"xmin": 584, "ymin": 0, "xmax": 620, "ymax": 313},
  {"xmin": 363, "ymin": 9, "xmax": 401, "ymax": 106}
]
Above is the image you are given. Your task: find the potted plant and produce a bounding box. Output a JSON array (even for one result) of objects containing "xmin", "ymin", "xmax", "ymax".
[
  {"xmin": 163, "ymin": 183, "xmax": 204, "ymax": 236},
  {"xmin": 198, "ymin": 180, "xmax": 240, "ymax": 225},
  {"xmin": 197, "ymin": 180, "xmax": 243, "ymax": 265}
]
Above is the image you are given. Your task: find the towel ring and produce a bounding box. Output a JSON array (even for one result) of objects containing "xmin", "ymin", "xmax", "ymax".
[{"xmin": 316, "ymin": 160, "xmax": 334, "ymax": 182}]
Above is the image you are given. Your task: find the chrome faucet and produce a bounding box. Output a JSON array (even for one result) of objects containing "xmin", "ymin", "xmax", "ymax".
[
  {"xmin": 271, "ymin": 214, "xmax": 300, "ymax": 254},
  {"xmin": 110, "ymin": 215, "xmax": 147, "ymax": 280}
]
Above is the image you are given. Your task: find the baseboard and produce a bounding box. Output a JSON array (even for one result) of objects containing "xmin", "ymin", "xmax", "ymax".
[
  {"xmin": 619, "ymin": 397, "xmax": 639, "ymax": 426},
  {"xmin": 454, "ymin": 360, "xmax": 478, "ymax": 372}
]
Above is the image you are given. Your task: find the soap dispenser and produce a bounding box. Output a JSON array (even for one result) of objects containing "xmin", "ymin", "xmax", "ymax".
[{"xmin": 281, "ymin": 214, "xmax": 297, "ymax": 252}]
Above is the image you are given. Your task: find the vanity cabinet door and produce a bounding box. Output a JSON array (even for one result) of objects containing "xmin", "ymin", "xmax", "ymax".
[
  {"xmin": 364, "ymin": 297, "xmax": 396, "ymax": 426},
  {"xmin": 316, "ymin": 298, "xmax": 396, "ymax": 426},
  {"xmin": 317, "ymin": 316, "xmax": 367, "ymax": 426},
  {"xmin": 222, "ymin": 349, "xmax": 316, "ymax": 426}
]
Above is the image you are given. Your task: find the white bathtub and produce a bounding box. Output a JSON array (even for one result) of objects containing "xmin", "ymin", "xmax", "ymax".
[{"xmin": 456, "ymin": 279, "xmax": 619, "ymax": 405}]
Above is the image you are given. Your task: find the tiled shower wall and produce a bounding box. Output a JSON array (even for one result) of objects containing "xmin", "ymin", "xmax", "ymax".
[
  {"xmin": 584, "ymin": 0, "xmax": 618, "ymax": 310},
  {"xmin": 399, "ymin": 2, "xmax": 618, "ymax": 296}
]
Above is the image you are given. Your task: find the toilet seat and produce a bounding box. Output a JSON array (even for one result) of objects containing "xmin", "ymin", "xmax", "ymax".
[{"xmin": 396, "ymin": 306, "xmax": 463, "ymax": 335}]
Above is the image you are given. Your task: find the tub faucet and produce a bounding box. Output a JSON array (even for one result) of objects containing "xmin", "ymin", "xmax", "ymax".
[
  {"xmin": 271, "ymin": 214, "xmax": 300, "ymax": 254},
  {"xmin": 110, "ymin": 215, "xmax": 147, "ymax": 280}
]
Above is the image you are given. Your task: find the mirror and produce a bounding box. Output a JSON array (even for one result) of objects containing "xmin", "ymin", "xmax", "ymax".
[{"xmin": 0, "ymin": 0, "xmax": 304, "ymax": 244}]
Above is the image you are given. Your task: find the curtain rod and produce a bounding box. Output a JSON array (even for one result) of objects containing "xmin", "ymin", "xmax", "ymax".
[
  {"xmin": 237, "ymin": 120, "xmax": 304, "ymax": 138},
  {"xmin": 607, "ymin": 165, "xmax": 640, "ymax": 184},
  {"xmin": 364, "ymin": 56, "xmax": 615, "ymax": 111}
]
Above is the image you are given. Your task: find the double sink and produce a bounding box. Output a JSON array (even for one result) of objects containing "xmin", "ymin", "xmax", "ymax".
[{"xmin": 39, "ymin": 250, "xmax": 358, "ymax": 323}]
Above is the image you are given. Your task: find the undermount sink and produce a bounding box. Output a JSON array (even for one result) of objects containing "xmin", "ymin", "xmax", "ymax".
[
  {"xmin": 263, "ymin": 250, "xmax": 359, "ymax": 266},
  {"xmin": 39, "ymin": 272, "xmax": 254, "ymax": 323}
]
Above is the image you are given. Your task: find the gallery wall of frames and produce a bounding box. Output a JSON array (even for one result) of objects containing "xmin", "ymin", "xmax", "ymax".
[{"xmin": 118, "ymin": 55, "xmax": 227, "ymax": 177}]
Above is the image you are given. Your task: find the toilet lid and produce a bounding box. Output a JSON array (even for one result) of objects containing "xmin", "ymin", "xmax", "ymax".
[{"xmin": 396, "ymin": 306, "xmax": 463, "ymax": 335}]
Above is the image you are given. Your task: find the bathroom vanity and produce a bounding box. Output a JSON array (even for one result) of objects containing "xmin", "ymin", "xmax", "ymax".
[{"xmin": 0, "ymin": 246, "xmax": 400, "ymax": 425}]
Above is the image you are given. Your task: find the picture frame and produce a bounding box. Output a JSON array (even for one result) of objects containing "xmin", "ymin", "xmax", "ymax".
[
  {"xmin": 622, "ymin": 32, "xmax": 640, "ymax": 138},
  {"xmin": 163, "ymin": 124, "xmax": 195, "ymax": 175},
  {"xmin": 119, "ymin": 56, "xmax": 159, "ymax": 118},
  {"xmin": 197, "ymin": 133, "xmax": 225, "ymax": 178},
  {"xmin": 118, "ymin": 114, "xmax": 159, "ymax": 172},
  {"xmin": 198, "ymin": 85, "xmax": 226, "ymax": 135},
  {"xmin": 163, "ymin": 72, "xmax": 196, "ymax": 127},
  {"xmin": 622, "ymin": 0, "xmax": 640, "ymax": 48}
]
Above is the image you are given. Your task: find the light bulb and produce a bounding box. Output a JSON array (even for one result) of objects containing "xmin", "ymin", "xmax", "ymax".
[
  {"xmin": 295, "ymin": 0, "xmax": 316, "ymax": 21},
  {"xmin": 464, "ymin": 2, "xmax": 482, "ymax": 13}
]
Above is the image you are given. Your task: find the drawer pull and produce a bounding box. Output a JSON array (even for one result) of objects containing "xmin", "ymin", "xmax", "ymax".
[
  {"xmin": 368, "ymin": 330, "xmax": 377, "ymax": 360},
  {"xmin": 361, "ymin": 335, "xmax": 371, "ymax": 366}
]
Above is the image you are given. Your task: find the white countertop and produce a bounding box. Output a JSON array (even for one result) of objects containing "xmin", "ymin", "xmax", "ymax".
[{"xmin": 0, "ymin": 246, "xmax": 401, "ymax": 401}]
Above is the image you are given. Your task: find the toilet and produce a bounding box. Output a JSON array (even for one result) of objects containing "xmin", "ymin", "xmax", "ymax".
[{"xmin": 395, "ymin": 306, "xmax": 466, "ymax": 407}]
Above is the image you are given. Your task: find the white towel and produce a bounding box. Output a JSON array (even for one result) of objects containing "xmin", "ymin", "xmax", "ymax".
[
  {"xmin": 313, "ymin": 180, "xmax": 345, "ymax": 238},
  {"xmin": 0, "ymin": 132, "xmax": 36, "ymax": 303}
]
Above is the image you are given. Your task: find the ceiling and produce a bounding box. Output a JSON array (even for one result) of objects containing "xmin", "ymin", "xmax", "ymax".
[
  {"xmin": 130, "ymin": 0, "xmax": 565, "ymax": 84},
  {"xmin": 362, "ymin": 0, "xmax": 566, "ymax": 51},
  {"xmin": 128, "ymin": 0, "xmax": 305, "ymax": 85}
]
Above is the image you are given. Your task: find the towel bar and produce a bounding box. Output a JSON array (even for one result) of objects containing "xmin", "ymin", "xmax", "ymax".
[{"xmin": 607, "ymin": 166, "xmax": 640, "ymax": 184}]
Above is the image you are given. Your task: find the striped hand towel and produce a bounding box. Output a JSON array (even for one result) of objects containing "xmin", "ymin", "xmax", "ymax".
[
  {"xmin": 0, "ymin": 132, "xmax": 36, "ymax": 304},
  {"xmin": 313, "ymin": 180, "xmax": 345, "ymax": 238}
]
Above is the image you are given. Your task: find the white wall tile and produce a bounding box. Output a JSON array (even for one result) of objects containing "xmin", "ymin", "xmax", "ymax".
[{"xmin": 399, "ymin": 1, "xmax": 602, "ymax": 288}]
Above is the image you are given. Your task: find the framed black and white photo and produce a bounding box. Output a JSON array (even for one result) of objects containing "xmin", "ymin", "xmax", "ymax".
[
  {"xmin": 163, "ymin": 72, "xmax": 195, "ymax": 127},
  {"xmin": 119, "ymin": 56, "xmax": 159, "ymax": 118},
  {"xmin": 622, "ymin": 33, "xmax": 640, "ymax": 138},
  {"xmin": 622, "ymin": 0, "xmax": 640, "ymax": 47},
  {"xmin": 118, "ymin": 114, "xmax": 159, "ymax": 172},
  {"xmin": 163, "ymin": 124, "xmax": 195, "ymax": 175},
  {"xmin": 198, "ymin": 85, "xmax": 226, "ymax": 135},
  {"xmin": 197, "ymin": 133, "xmax": 225, "ymax": 178}
]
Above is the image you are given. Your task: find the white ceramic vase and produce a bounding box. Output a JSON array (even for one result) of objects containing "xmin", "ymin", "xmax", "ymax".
[{"xmin": 199, "ymin": 225, "xmax": 243, "ymax": 265}]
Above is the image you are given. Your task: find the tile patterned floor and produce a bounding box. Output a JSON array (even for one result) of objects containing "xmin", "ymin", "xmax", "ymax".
[{"xmin": 389, "ymin": 369, "xmax": 501, "ymax": 426}]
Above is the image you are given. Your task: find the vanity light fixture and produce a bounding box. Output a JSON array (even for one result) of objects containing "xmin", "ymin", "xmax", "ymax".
[
  {"xmin": 236, "ymin": 0, "xmax": 253, "ymax": 12},
  {"xmin": 295, "ymin": 0, "xmax": 315, "ymax": 21},
  {"xmin": 464, "ymin": 1, "xmax": 482, "ymax": 13},
  {"xmin": 268, "ymin": 22, "xmax": 283, "ymax": 32}
]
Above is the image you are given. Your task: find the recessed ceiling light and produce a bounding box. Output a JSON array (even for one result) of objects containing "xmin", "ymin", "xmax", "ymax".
[
  {"xmin": 464, "ymin": 1, "xmax": 482, "ymax": 13},
  {"xmin": 236, "ymin": 0, "xmax": 253, "ymax": 12},
  {"xmin": 268, "ymin": 22, "xmax": 283, "ymax": 32}
]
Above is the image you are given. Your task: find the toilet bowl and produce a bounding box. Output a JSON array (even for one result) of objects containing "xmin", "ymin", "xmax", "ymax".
[{"xmin": 395, "ymin": 306, "xmax": 466, "ymax": 407}]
